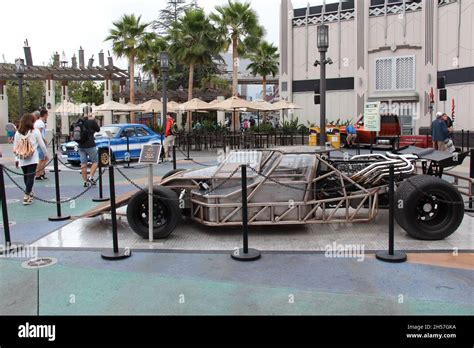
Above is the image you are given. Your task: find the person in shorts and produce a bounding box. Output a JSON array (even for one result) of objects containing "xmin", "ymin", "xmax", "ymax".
[
  {"xmin": 5, "ymin": 122, "xmax": 16, "ymax": 144},
  {"xmin": 164, "ymin": 113, "xmax": 176, "ymax": 162},
  {"xmin": 78, "ymin": 112, "xmax": 100, "ymax": 187},
  {"xmin": 34, "ymin": 109, "xmax": 49, "ymax": 181}
]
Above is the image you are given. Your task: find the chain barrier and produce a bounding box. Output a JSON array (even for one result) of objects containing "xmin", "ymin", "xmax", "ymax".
[
  {"xmin": 3, "ymin": 158, "xmax": 55, "ymax": 177},
  {"xmin": 176, "ymin": 147, "xmax": 216, "ymax": 168},
  {"xmin": 57, "ymin": 158, "xmax": 83, "ymax": 171},
  {"xmin": 115, "ymin": 165, "xmax": 240, "ymax": 201},
  {"xmin": 3, "ymin": 167, "xmax": 94, "ymax": 204}
]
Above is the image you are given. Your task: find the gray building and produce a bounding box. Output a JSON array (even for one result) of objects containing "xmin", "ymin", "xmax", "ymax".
[{"xmin": 279, "ymin": 0, "xmax": 474, "ymax": 133}]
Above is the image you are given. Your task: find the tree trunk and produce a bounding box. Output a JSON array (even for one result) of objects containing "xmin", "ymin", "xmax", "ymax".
[
  {"xmin": 232, "ymin": 34, "xmax": 239, "ymax": 132},
  {"xmin": 153, "ymin": 74, "xmax": 158, "ymax": 92},
  {"xmin": 186, "ymin": 63, "xmax": 194, "ymax": 132},
  {"xmin": 232, "ymin": 35, "xmax": 238, "ymax": 97},
  {"xmin": 129, "ymin": 55, "xmax": 136, "ymax": 123},
  {"xmin": 262, "ymin": 75, "xmax": 267, "ymax": 123}
]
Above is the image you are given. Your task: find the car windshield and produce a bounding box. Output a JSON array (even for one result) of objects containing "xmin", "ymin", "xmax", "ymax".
[{"xmin": 95, "ymin": 126, "xmax": 121, "ymax": 138}]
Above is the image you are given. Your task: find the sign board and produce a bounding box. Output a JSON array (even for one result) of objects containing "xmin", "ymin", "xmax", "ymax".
[
  {"xmin": 139, "ymin": 145, "xmax": 162, "ymax": 164},
  {"xmin": 364, "ymin": 102, "xmax": 381, "ymax": 132}
]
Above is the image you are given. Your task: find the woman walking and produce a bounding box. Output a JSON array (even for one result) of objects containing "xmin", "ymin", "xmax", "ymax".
[{"xmin": 13, "ymin": 114, "xmax": 48, "ymax": 205}]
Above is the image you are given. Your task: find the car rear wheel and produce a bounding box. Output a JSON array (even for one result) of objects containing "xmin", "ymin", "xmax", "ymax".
[
  {"xmin": 395, "ymin": 175, "xmax": 464, "ymax": 240},
  {"xmin": 99, "ymin": 149, "xmax": 111, "ymax": 166},
  {"xmin": 126, "ymin": 186, "xmax": 180, "ymax": 239}
]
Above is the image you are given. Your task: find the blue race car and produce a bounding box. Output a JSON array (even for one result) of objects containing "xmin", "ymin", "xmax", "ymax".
[{"xmin": 61, "ymin": 124, "xmax": 164, "ymax": 166}]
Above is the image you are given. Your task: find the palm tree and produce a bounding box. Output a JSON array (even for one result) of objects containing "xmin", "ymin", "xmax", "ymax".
[
  {"xmin": 106, "ymin": 14, "xmax": 149, "ymax": 122},
  {"xmin": 247, "ymin": 41, "xmax": 279, "ymax": 122},
  {"xmin": 210, "ymin": 0, "xmax": 264, "ymax": 97},
  {"xmin": 138, "ymin": 33, "xmax": 168, "ymax": 91},
  {"xmin": 168, "ymin": 8, "xmax": 224, "ymax": 131}
]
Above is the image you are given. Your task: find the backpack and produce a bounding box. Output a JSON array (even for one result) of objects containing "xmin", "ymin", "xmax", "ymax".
[
  {"xmin": 72, "ymin": 119, "xmax": 90, "ymax": 143},
  {"xmin": 170, "ymin": 123, "xmax": 178, "ymax": 135},
  {"xmin": 13, "ymin": 132, "xmax": 35, "ymax": 160}
]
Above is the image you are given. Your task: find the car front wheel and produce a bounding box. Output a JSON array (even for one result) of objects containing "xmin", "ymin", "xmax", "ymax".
[{"xmin": 126, "ymin": 186, "xmax": 180, "ymax": 239}]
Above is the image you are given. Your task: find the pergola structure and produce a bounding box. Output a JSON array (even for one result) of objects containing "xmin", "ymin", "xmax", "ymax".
[
  {"xmin": 0, "ymin": 48, "xmax": 129, "ymax": 136},
  {"xmin": 0, "ymin": 63, "xmax": 128, "ymax": 81}
]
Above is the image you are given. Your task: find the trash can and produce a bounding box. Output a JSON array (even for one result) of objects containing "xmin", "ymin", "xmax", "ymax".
[
  {"xmin": 309, "ymin": 127, "xmax": 318, "ymax": 146},
  {"xmin": 327, "ymin": 133, "xmax": 341, "ymax": 149}
]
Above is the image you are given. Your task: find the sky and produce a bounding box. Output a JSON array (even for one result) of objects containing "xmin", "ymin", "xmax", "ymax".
[{"xmin": 0, "ymin": 0, "xmax": 329, "ymax": 69}]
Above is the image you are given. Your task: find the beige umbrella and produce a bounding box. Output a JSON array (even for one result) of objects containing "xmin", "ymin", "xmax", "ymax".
[
  {"xmin": 272, "ymin": 100, "xmax": 302, "ymax": 110},
  {"xmin": 179, "ymin": 98, "xmax": 210, "ymax": 112},
  {"xmin": 208, "ymin": 96, "xmax": 257, "ymax": 132},
  {"xmin": 95, "ymin": 100, "xmax": 143, "ymax": 124},
  {"xmin": 137, "ymin": 99, "xmax": 163, "ymax": 127},
  {"xmin": 251, "ymin": 99, "xmax": 280, "ymax": 111},
  {"xmin": 167, "ymin": 101, "xmax": 181, "ymax": 112},
  {"xmin": 95, "ymin": 100, "xmax": 143, "ymax": 112},
  {"xmin": 139, "ymin": 99, "xmax": 163, "ymax": 113},
  {"xmin": 250, "ymin": 99, "xmax": 280, "ymax": 126},
  {"xmin": 179, "ymin": 98, "xmax": 211, "ymax": 131},
  {"xmin": 54, "ymin": 101, "xmax": 82, "ymax": 114},
  {"xmin": 272, "ymin": 100, "xmax": 302, "ymax": 124}
]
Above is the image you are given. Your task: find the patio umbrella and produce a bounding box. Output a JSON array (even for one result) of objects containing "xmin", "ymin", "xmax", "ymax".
[
  {"xmin": 179, "ymin": 98, "xmax": 211, "ymax": 132},
  {"xmin": 139, "ymin": 99, "xmax": 163, "ymax": 127},
  {"xmin": 208, "ymin": 96, "xmax": 257, "ymax": 132},
  {"xmin": 95, "ymin": 100, "xmax": 143, "ymax": 124},
  {"xmin": 272, "ymin": 100, "xmax": 302, "ymax": 123},
  {"xmin": 167, "ymin": 101, "xmax": 181, "ymax": 113},
  {"xmin": 251, "ymin": 99, "xmax": 280, "ymax": 126}
]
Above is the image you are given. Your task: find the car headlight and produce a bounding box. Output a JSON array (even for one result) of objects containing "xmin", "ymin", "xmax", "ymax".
[
  {"xmin": 74, "ymin": 145, "xmax": 79, "ymax": 152},
  {"xmin": 62, "ymin": 145, "xmax": 67, "ymax": 152}
]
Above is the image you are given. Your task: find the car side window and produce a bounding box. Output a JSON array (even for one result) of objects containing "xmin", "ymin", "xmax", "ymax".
[
  {"xmin": 136, "ymin": 127, "xmax": 150, "ymax": 137},
  {"xmin": 121, "ymin": 128, "xmax": 136, "ymax": 138}
]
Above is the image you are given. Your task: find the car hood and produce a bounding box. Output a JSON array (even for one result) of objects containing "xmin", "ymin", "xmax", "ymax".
[{"xmin": 62, "ymin": 137, "xmax": 110, "ymax": 148}]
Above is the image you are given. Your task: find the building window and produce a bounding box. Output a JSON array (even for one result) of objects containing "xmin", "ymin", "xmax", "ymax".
[{"xmin": 375, "ymin": 56, "xmax": 415, "ymax": 91}]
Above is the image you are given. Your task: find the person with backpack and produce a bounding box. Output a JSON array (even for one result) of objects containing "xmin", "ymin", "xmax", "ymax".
[
  {"xmin": 73, "ymin": 112, "xmax": 100, "ymax": 187},
  {"xmin": 13, "ymin": 114, "xmax": 48, "ymax": 205}
]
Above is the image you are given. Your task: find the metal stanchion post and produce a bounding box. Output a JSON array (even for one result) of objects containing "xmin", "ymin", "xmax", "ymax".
[
  {"xmin": 92, "ymin": 157, "xmax": 110, "ymax": 203},
  {"xmin": 101, "ymin": 165, "xmax": 131, "ymax": 260},
  {"xmin": 376, "ymin": 165, "xmax": 407, "ymax": 263},
  {"xmin": 172, "ymin": 145, "xmax": 177, "ymax": 170},
  {"xmin": 466, "ymin": 149, "xmax": 474, "ymax": 212},
  {"xmin": 185, "ymin": 134, "xmax": 193, "ymax": 161},
  {"xmin": 148, "ymin": 164, "xmax": 154, "ymax": 242},
  {"xmin": 0, "ymin": 165, "xmax": 22, "ymax": 254},
  {"xmin": 48, "ymin": 154, "xmax": 71, "ymax": 222},
  {"xmin": 123, "ymin": 135, "xmax": 135, "ymax": 169},
  {"xmin": 231, "ymin": 164, "xmax": 261, "ymax": 262},
  {"xmin": 49, "ymin": 135, "xmax": 60, "ymax": 173}
]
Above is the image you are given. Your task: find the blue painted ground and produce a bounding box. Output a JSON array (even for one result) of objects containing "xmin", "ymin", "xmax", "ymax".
[{"xmin": 1, "ymin": 250, "xmax": 472, "ymax": 315}]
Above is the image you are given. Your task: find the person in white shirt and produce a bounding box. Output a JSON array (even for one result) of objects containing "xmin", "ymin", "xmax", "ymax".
[
  {"xmin": 13, "ymin": 114, "xmax": 48, "ymax": 205},
  {"xmin": 34, "ymin": 109, "xmax": 49, "ymax": 181}
]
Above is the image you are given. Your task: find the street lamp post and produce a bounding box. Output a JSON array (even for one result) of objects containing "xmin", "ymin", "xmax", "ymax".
[
  {"xmin": 15, "ymin": 58, "xmax": 25, "ymax": 117},
  {"xmin": 317, "ymin": 25, "xmax": 329, "ymax": 147},
  {"xmin": 160, "ymin": 52, "xmax": 169, "ymax": 129}
]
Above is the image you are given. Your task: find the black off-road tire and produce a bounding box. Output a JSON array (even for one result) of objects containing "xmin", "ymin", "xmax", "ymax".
[
  {"xmin": 395, "ymin": 175, "xmax": 464, "ymax": 240},
  {"xmin": 126, "ymin": 186, "xmax": 180, "ymax": 239}
]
